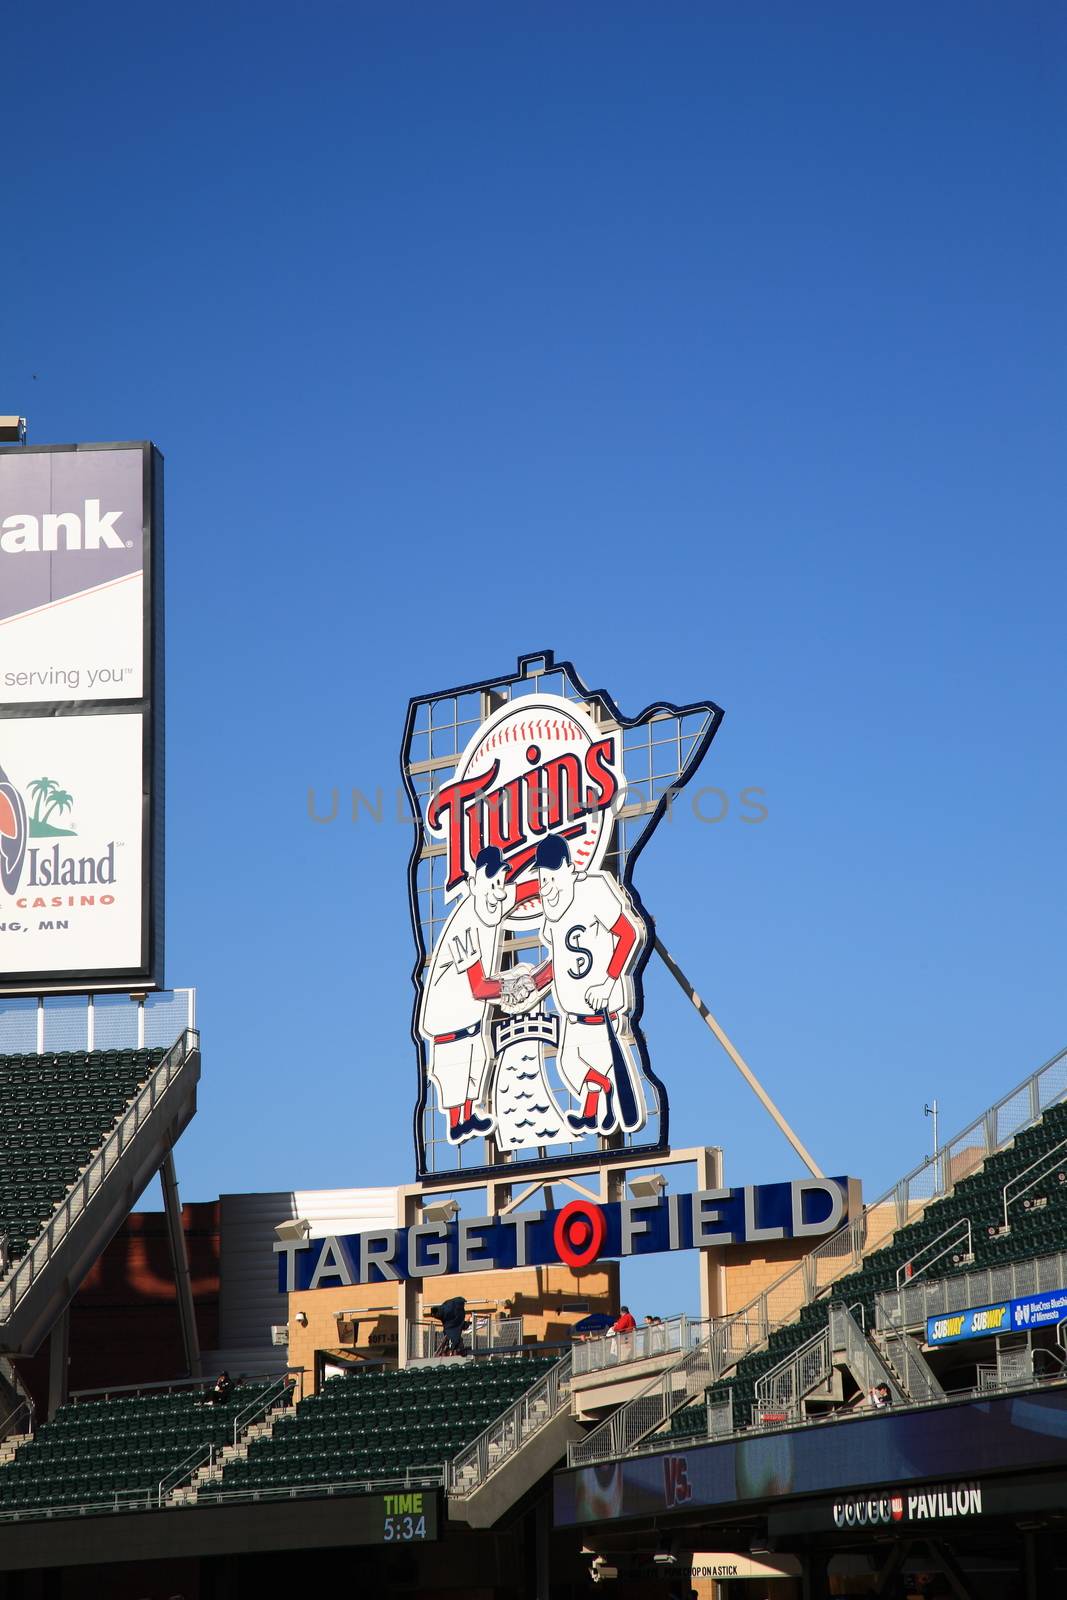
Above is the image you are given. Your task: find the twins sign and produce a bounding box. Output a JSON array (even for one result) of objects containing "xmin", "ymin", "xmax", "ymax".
[{"xmin": 402, "ymin": 652, "xmax": 723, "ymax": 1179}]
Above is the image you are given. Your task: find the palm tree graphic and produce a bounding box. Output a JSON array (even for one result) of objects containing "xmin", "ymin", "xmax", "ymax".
[
  {"xmin": 28, "ymin": 777, "xmax": 77, "ymax": 839},
  {"xmin": 29, "ymin": 777, "xmax": 57, "ymax": 823}
]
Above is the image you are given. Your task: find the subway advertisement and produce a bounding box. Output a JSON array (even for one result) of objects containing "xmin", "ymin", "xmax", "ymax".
[{"xmin": 0, "ymin": 443, "xmax": 163, "ymax": 993}]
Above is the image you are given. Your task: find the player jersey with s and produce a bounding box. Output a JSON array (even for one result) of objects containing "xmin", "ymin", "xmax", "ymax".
[{"xmin": 541, "ymin": 875, "xmax": 643, "ymax": 1016}]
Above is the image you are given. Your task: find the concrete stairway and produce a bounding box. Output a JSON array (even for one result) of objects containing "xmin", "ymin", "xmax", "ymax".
[
  {"xmin": 168, "ymin": 1398, "xmax": 296, "ymax": 1505},
  {"xmin": 0, "ymin": 1433, "xmax": 31, "ymax": 1469}
]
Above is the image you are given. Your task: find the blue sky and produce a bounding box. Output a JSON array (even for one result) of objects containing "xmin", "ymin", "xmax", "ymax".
[{"xmin": 4, "ymin": 3, "xmax": 1065, "ymax": 1309}]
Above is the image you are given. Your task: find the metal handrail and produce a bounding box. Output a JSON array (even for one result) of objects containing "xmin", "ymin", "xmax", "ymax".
[
  {"xmin": 640, "ymin": 1366, "xmax": 1067, "ymax": 1459},
  {"xmin": 0, "ymin": 1467, "xmax": 448, "ymax": 1523},
  {"xmin": 572, "ymin": 1314, "xmax": 711, "ymax": 1376},
  {"xmin": 1003, "ymin": 1139, "xmax": 1067, "ymax": 1231},
  {"xmin": 408, "ymin": 1315, "xmax": 524, "ymax": 1360},
  {"xmin": 567, "ymin": 1327, "xmax": 721, "ymax": 1467},
  {"xmin": 189, "ymin": 1465, "xmax": 447, "ymax": 1509},
  {"xmin": 879, "ymin": 1246, "xmax": 1067, "ymax": 1333},
  {"xmin": 829, "ymin": 1302, "xmax": 903, "ymax": 1404},
  {"xmin": 755, "ymin": 1323, "xmax": 831, "ymax": 1417},
  {"xmin": 71, "ymin": 1369, "xmax": 284, "ymax": 1404},
  {"xmin": 231, "ymin": 1375, "xmax": 293, "ymax": 1448},
  {"xmin": 449, "ymin": 1352, "xmax": 572, "ymax": 1497},
  {"xmin": 0, "ymin": 1396, "xmax": 35, "ymax": 1447},
  {"xmin": 0, "ymin": 1028, "xmax": 200, "ymax": 1323},
  {"xmin": 875, "ymin": 1309, "xmax": 945, "ymax": 1403},
  {"xmin": 158, "ymin": 1441, "xmax": 214, "ymax": 1507},
  {"xmin": 896, "ymin": 1219, "xmax": 972, "ymax": 1289}
]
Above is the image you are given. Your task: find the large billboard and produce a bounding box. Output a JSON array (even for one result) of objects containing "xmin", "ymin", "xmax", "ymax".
[
  {"xmin": 0, "ymin": 443, "xmax": 163, "ymax": 994},
  {"xmin": 402, "ymin": 651, "xmax": 722, "ymax": 1180}
]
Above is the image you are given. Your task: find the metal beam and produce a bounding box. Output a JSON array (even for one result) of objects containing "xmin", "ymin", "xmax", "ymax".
[
  {"xmin": 47, "ymin": 1306, "xmax": 69, "ymax": 1420},
  {"xmin": 654, "ymin": 936, "xmax": 825, "ymax": 1179},
  {"xmin": 159, "ymin": 1151, "xmax": 202, "ymax": 1379}
]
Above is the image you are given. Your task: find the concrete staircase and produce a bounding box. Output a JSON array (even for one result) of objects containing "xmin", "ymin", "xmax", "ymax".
[
  {"xmin": 168, "ymin": 1398, "xmax": 296, "ymax": 1505},
  {"xmin": 0, "ymin": 1432, "xmax": 31, "ymax": 1469},
  {"xmin": 448, "ymin": 1354, "xmax": 582, "ymax": 1529},
  {"xmin": 873, "ymin": 1327, "xmax": 946, "ymax": 1403}
]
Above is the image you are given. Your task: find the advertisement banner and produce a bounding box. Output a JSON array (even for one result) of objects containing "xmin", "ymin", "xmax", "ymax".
[
  {"xmin": 0, "ymin": 441, "xmax": 163, "ymax": 994},
  {"xmin": 926, "ymin": 1284, "xmax": 1067, "ymax": 1346},
  {"xmin": 0, "ymin": 445, "xmax": 153, "ymax": 705},
  {"xmin": 0, "ymin": 714, "xmax": 147, "ymax": 980}
]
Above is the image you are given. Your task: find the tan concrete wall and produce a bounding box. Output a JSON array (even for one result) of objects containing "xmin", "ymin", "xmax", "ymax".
[{"xmin": 287, "ymin": 1262, "xmax": 617, "ymax": 1389}]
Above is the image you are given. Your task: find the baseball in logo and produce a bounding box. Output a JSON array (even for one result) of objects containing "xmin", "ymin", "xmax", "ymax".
[
  {"xmin": 0, "ymin": 761, "xmax": 28, "ymax": 895},
  {"xmin": 427, "ymin": 698, "xmax": 621, "ymax": 902}
]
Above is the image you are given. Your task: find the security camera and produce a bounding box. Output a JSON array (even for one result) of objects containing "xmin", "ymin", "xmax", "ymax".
[{"xmin": 589, "ymin": 1557, "xmax": 618, "ymax": 1583}]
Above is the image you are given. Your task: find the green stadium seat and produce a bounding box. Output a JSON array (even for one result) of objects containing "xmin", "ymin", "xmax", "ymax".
[{"xmin": 0, "ymin": 1048, "xmax": 167, "ymax": 1260}]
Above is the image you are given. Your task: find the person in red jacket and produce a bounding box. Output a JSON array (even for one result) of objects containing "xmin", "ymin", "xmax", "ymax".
[{"xmin": 612, "ymin": 1307, "xmax": 636, "ymax": 1333}]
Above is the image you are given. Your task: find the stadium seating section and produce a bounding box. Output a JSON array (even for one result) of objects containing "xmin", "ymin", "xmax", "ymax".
[
  {"xmin": 704, "ymin": 1098, "xmax": 1067, "ymax": 1430},
  {"xmin": 217, "ymin": 1356, "xmax": 558, "ymax": 1494},
  {"xmin": 0, "ymin": 1383, "xmax": 273, "ymax": 1511},
  {"xmin": 0, "ymin": 1049, "xmax": 165, "ymax": 1261}
]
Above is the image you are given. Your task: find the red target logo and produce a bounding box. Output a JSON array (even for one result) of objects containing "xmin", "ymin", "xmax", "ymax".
[{"xmin": 553, "ymin": 1200, "xmax": 607, "ymax": 1268}]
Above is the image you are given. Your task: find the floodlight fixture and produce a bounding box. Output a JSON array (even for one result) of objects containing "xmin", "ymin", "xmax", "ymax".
[
  {"xmin": 420, "ymin": 1199, "xmax": 460, "ymax": 1224},
  {"xmin": 275, "ymin": 1217, "xmax": 311, "ymax": 1241},
  {"xmin": 627, "ymin": 1173, "xmax": 666, "ymax": 1200}
]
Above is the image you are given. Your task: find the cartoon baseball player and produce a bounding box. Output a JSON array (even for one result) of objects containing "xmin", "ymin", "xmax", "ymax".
[
  {"xmin": 418, "ymin": 845, "xmax": 536, "ymax": 1144},
  {"xmin": 525, "ymin": 834, "xmax": 647, "ymax": 1135}
]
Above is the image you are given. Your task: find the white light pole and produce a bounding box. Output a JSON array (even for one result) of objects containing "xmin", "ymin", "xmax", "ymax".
[{"xmin": 924, "ymin": 1100, "xmax": 940, "ymax": 1161}]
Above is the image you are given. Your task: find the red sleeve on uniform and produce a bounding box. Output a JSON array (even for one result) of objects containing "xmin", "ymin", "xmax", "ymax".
[
  {"xmin": 466, "ymin": 960, "xmax": 502, "ymax": 1000},
  {"xmin": 607, "ymin": 912, "xmax": 636, "ymax": 980},
  {"xmin": 533, "ymin": 960, "xmax": 554, "ymax": 991}
]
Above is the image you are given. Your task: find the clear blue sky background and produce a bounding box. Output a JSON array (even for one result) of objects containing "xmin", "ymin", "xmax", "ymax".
[{"xmin": 5, "ymin": 3, "xmax": 1065, "ymax": 1309}]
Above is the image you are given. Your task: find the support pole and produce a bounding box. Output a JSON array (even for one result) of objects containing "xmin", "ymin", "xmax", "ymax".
[
  {"xmin": 654, "ymin": 937, "xmax": 825, "ymax": 1180},
  {"xmin": 696, "ymin": 1146, "xmax": 727, "ymax": 1323},
  {"xmin": 47, "ymin": 1306, "xmax": 69, "ymax": 1420},
  {"xmin": 160, "ymin": 1151, "xmax": 202, "ymax": 1379}
]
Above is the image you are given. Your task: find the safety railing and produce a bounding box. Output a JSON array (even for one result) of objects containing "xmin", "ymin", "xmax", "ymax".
[
  {"xmin": 230, "ymin": 1374, "xmax": 296, "ymax": 1449},
  {"xmin": 0, "ymin": 1028, "xmax": 200, "ymax": 1325},
  {"xmin": 190, "ymin": 1466, "xmax": 447, "ymax": 1509},
  {"xmin": 408, "ymin": 1315, "xmax": 524, "ymax": 1361},
  {"xmin": 875, "ymin": 1316, "xmax": 945, "ymax": 1404},
  {"xmin": 1003, "ymin": 1140, "xmax": 1067, "ymax": 1232},
  {"xmin": 0, "ymin": 1395, "xmax": 34, "ymax": 1448},
  {"xmin": 707, "ymin": 1390, "xmax": 734, "ymax": 1439},
  {"xmin": 0, "ymin": 1467, "xmax": 447, "ymax": 1523},
  {"xmin": 158, "ymin": 1442, "xmax": 214, "ymax": 1507},
  {"xmin": 572, "ymin": 1315, "xmax": 712, "ymax": 1376},
  {"xmin": 755, "ymin": 1323, "xmax": 832, "ymax": 1424},
  {"xmin": 0, "ymin": 988, "xmax": 195, "ymax": 1055},
  {"xmin": 567, "ymin": 1042, "xmax": 1067, "ymax": 1467},
  {"xmin": 450, "ymin": 1352, "xmax": 572, "ymax": 1497},
  {"xmin": 567, "ymin": 1330, "xmax": 720, "ymax": 1467},
  {"xmin": 828, "ymin": 1302, "xmax": 903, "ymax": 1405},
  {"xmin": 877, "ymin": 1246, "xmax": 1067, "ymax": 1333},
  {"xmin": 896, "ymin": 1219, "xmax": 973, "ymax": 1290}
]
